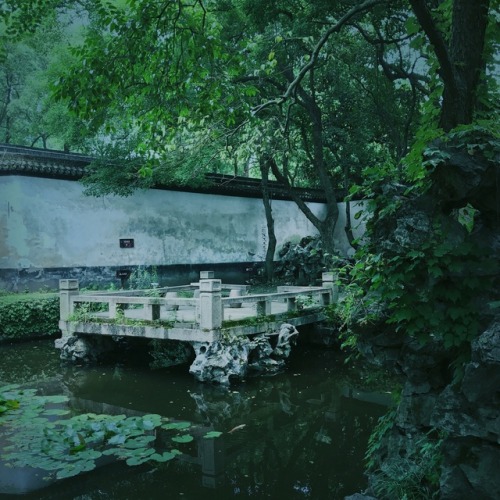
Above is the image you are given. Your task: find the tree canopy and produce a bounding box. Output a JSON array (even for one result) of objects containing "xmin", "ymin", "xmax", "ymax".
[{"xmin": 1, "ymin": 0, "xmax": 498, "ymax": 252}]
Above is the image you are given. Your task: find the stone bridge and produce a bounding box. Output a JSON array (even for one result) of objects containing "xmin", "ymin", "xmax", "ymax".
[{"xmin": 56, "ymin": 272, "xmax": 338, "ymax": 384}]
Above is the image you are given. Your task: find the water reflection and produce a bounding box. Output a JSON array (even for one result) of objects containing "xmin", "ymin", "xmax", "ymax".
[{"xmin": 0, "ymin": 340, "xmax": 393, "ymax": 499}]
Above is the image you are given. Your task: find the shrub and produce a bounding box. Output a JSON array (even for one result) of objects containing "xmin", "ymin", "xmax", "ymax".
[
  {"xmin": 128, "ymin": 266, "xmax": 159, "ymax": 290},
  {"xmin": 0, "ymin": 294, "xmax": 60, "ymax": 341},
  {"xmin": 274, "ymin": 236, "xmax": 326, "ymax": 285}
]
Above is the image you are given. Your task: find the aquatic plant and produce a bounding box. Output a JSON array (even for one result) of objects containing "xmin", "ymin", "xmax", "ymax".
[{"xmin": 0, "ymin": 384, "xmax": 221, "ymax": 480}]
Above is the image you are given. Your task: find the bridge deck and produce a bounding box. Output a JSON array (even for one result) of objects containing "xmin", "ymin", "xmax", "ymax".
[{"xmin": 58, "ymin": 273, "xmax": 337, "ymax": 343}]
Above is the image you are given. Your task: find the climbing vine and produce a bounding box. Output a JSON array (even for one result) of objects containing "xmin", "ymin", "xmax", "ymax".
[
  {"xmin": 340, "ymin": 126, "xmax": 499, "ymax": 352},
  {"xmin": 352, "ymin": 233, "xmax": 491, "ymax": 349}
]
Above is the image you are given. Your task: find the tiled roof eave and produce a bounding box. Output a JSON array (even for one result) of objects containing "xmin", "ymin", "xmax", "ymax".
[{"xmin": 0, "ymin": 156, "xmax": 87, "ymax": 179}]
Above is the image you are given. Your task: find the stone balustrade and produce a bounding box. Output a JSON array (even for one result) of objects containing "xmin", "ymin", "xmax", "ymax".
[{"xmin": 59, "ymin": 271, "xmax": 337, "ymax": 339}]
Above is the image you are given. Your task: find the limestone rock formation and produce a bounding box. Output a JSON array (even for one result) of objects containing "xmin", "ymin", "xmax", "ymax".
[
  {"xmin": 189, "ymin": 323, "xmax": 299, "ymax": 385},
  {"xmin": 349, "ymin": 132, "xmax": 500, "ymax": 498},
  {"xmin": 56, "ymin": 335, "xmax": 117, "ymax": 363},
  {"xmin": 189, "ymin": 338, "xmax": 253, "ymax": 385}
]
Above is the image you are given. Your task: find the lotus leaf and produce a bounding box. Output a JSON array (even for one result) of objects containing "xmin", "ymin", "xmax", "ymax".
[
  {"xmin": 150, "ymin": 451, "xmax": 176, "ymax": 462},
  {"xmin": 162, "ymin": 421, "xmax": 191, "ymax": 431},
  {"xmin": 203, "ymin": 431, "xmax": 223, "ymax": 439},
  {"xmin": 172, "ymin": 434, "xmax": 193, "ymax": 444}
]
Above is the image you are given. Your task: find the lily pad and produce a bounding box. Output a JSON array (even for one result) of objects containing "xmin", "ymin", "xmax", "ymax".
[
  {"xmin": 123, "ymin": 435, "xmax": 156, "ymax": 449},
  {"xmin": 172, "ymin": 434, "xmax": 194, "ymax": 444},
  {"xmin": 44, "ymin": 396, "xmax": 70, "ymax": 404},
  {"xmin": 55, "ymin": 460, "xmax": 95, "ymax": 479},
  {"xmin": 107, "ymin": 434, "xmax": 126, "ymax": 445},
  {"xmin": 203, "ymin": 431, "xmax": 223, "ymax": 439},
  {"xmin": 140, "ymin": 414, "xmax": 162, "ymax": 430},
  {"xmin": 150, "ymin": 451, "xmax": 176, "ymax": 462},
  {"xmin": 162, "ymin": 421, "xmax": 191, "ymax": 431},
  {"xmin": 43, "ymin": 409, "xmax": 70, "ymax": 416}
]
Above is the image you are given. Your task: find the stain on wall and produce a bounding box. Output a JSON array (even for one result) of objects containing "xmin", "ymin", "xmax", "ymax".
[{"xmin": 0, "ymin": 175, "xmax": 366, "ymax": 289}]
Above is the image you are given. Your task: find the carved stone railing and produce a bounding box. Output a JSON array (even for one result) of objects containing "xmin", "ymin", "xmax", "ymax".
[{"xmin": 59, "ymin": 271, "xmax": 337, "ymax": 335}]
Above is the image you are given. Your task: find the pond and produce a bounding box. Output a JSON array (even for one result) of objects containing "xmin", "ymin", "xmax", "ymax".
[{"xmin": 0, "ymin": 338, "xmax": 393, "ymax": 499}]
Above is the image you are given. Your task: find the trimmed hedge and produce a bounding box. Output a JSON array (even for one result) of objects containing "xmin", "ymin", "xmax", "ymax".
[{"xmin": 0, "ymin": 293, "xmax": 60, "ymax": 341}]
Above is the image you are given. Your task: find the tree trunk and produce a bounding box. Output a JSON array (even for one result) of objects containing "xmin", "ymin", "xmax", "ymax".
[
  {"xmin": 267, "ymin": 71, "xmax": 341, "ymax": 260},
  {"xmin": 343, "ymin": 163, "xmax": 357, "ymax": 248},
  {"xmin": 440, "ymin": 0, "xmax": 490, "ymax": 131},
  {"xmin": 296, "ymin": 85, "xmax": 340, "ymax": 259},
  {"xmin": 260, "ymin": 157, "xmax": 277, "ymax": 282},
  {"xmin": 268, "ymin": 157, "xmax": 339, "ymax": 260},
  {"xmin": 410, "ymin": 0, "xmax": 490, "ymax": 132}
]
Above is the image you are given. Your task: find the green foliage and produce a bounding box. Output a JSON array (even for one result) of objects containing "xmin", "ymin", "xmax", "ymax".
[
  {"xmin": 67, "ymin": 299, "xmax": 99, "ymax": 318},
  {"xmin": 0, "ymin": 8, "xmax": 90, "ymax": 149},
  {"xmin": 275, "ymin": 236, "xmax": 331, "ymax": 285},
  {"xmin": 0, "ymin": 294, "xmax": 59, "ymax": 341},
  {"xmin": 295, "ymin": 294, "xmax": 320, "ymax": 310},
  {"xmin": 352, "ymin": 230, "xmax": 492, "ymax": 349},
  {"xmin": 366, "ymin": 406, "xmax": 444, "ymax": 498},
  {"xmin": 368, "ymin": 424, "xmax": 445, "ymax": 500},
  {"xmin": 128, "ymin": 266, "xmax": 159, "ymax": 290},
  {"xmin": 0, "ymin": 385, "xmax": 221, "ymax": 480},
  {"xmin": 324, "ymin": 269, "xmax": 366, "ymax": 358},
  {"xmin": 365, "ymin": 407, "xmax": 397, "ymax": 470},
  {"xmin": 0, "ymin": 387, "xmax": 19, "ymax": 415}
]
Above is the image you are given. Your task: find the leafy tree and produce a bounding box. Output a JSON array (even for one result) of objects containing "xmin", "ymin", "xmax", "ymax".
[
  {"xmin": 6, "ymin": 0, "xmax": 494, "ymax": 272},
  {"xmin": 0, "ymin": 10, "xmax": 90, "ymax": 149},
  {"xmin": 345, "ymin": 0, "xmax": 498, "ymax": 352},
  {"xmin": 52, "ymin": 0, "xmax": 421, "ymax": 260}
]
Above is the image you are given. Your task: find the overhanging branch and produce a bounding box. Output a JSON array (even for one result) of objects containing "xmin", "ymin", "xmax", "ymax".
[
  {"xmin": 408, "ymin": 0, "xmax": 455, "ymax": 90},
  {"xmin": 251, "ymin": 0, "xmax": 386, "ymax": 116}
]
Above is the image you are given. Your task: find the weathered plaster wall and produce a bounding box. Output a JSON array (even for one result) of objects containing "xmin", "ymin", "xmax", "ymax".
[{"xmin": 0, "ymin": 175, "xmax": 366, "ymax": 288}]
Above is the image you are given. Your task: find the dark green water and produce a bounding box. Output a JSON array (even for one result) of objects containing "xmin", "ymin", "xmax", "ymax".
[{"xmin": 0, "ymin": 339, "xmax": 392, "ymax": 499}]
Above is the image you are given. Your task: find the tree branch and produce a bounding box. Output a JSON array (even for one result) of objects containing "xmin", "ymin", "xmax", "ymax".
[
  {"xmin": 353, "ymin": 23, "xmax": 430, "ymax": 95},
  {"xmin": 268, "ymin": 156, "xmax": 321, "ymax": 226},
  {"xmin": 251, "ymin": 0, "xmax": 386, "ymax": 115},
  {"xmin": 408, "ymin": 0, "xmax": 455, "ymax": 90}
]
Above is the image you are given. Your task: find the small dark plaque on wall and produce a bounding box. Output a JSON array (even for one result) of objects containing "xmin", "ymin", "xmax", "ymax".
[
  {"xmin": 116, "ymin": 269, "xmax": 131, "ymax": 279},
  {"xmin": 119, "ymin": 238, "xmax": 134, "ymax": 248}
]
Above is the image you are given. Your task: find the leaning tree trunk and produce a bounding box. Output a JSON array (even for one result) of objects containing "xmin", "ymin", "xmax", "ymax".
[
  {"xmin": 259, "ymin": 157, "xmax": 277, "ymax": 282},
  {"xmin": 268, "ymin": 79, "xmax": 341, "ymax": 261}
]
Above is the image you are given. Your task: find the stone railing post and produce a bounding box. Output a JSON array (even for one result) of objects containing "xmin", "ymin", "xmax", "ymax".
[
  {"xmin": 256, "ymin": 299, "xmax": 272, "ymax": 316},
  {"xmin": 144, "ymin": 301, "xmax": 161, "ymax": 321},
  {"xmin": 199, "ymin": 278, "xmax": 222, "ymax": 331},
  {"xmin": 286, "ymin": 296, "xmax": 297, "ymax": 312},
  {"xmin": 322, "ymin": 272, "xmax": 338, "ymax": 304},
  {"xmin": 59, "ymin": 279, "xmax": 79, "ymax": 322},
  {"xmin": 109, "ymin": 299, "xmax": 125, "ymax": 319}
]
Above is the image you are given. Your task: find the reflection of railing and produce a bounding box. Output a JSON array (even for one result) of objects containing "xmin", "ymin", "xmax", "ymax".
[{"xmin": 59, "ymin": 271, "xmax": 337, "ymax": 335}]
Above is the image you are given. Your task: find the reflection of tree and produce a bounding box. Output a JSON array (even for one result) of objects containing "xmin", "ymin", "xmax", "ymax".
[
  {"xmin": 215, "ymin": 378, "xmax": 386, "ymax": 498},
  {"xmin": 1, "ymin": 340, "xmax": 392, "ymax": 498}
]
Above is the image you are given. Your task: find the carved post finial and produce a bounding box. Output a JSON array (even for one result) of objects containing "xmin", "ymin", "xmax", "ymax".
[
  {"xmin": 59, "ymin": 279, "xmax": 79, "ymax": 322},
  {"xmin": 199, "ymin": 279, "xmax": 222, "ymax": 331}
]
